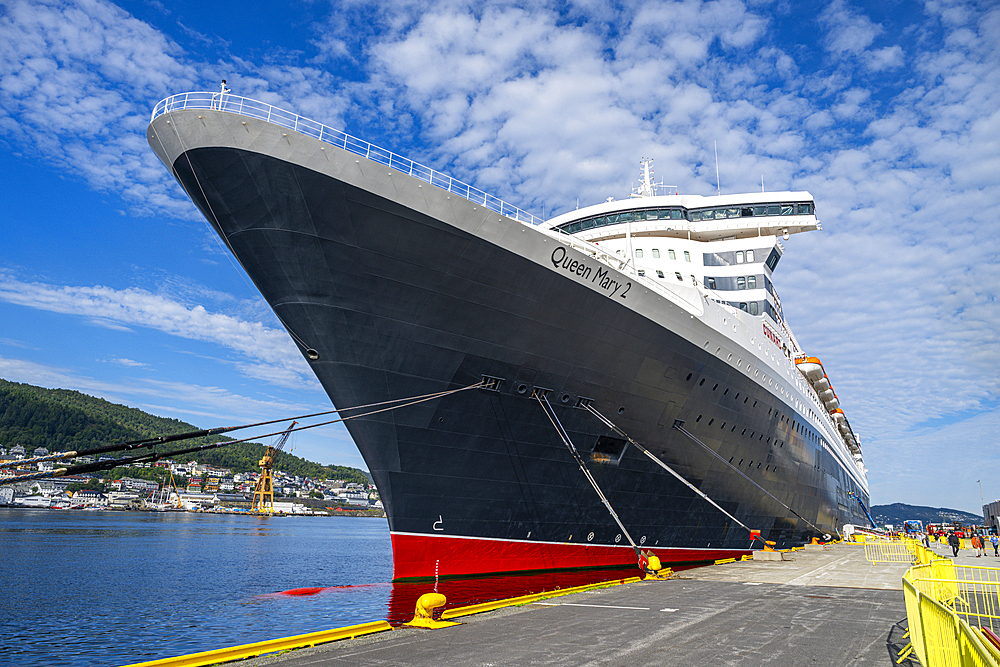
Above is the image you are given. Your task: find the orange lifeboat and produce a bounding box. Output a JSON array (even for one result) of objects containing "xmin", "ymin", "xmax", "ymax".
[{"xmin": 795, "ymin": 357, "xmax": 825, "ymax": 382}]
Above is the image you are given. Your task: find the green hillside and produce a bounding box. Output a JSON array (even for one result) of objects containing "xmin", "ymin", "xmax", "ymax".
[{"xmin": 0, "ymin": 379, "xmax": 370, "ymax": 484}]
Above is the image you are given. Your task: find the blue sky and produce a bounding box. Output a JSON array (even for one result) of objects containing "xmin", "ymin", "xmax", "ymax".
[{"xmin": 0, "ymin": 0, "xmax": 997, "ymax": 514}]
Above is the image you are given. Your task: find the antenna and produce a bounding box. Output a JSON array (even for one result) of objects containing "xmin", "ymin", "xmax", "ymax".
[
  {"xmin": 761, "ymin": 175, "xmax": 764, "ymax": 193},
  {"xmin": 714, "ymin": 141, "xmax": 721, "ymax": 196}
]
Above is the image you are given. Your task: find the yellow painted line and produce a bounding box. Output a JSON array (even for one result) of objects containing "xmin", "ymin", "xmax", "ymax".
[
  {"xmin": 714, "ymin": 558, "xmax": 737, "ymax": 565},
  {"xmin": 441, "ymin": 576, "xmax": 643, "ymax": 620},
  {"xmin": 119, "ymin": 620, "xmax": 392, "ymax": 667}
]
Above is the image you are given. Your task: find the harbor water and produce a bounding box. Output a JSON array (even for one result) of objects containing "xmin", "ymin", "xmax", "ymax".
[
  {"xmin": 0, "ymin": 509, "xmax": 393, "ymax": 667},
  {"xmin": 0, "ymin": 508, "xmax": 640, "ymax": 667}
]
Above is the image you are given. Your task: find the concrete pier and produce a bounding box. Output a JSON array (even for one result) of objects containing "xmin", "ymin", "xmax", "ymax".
[{"xmin": 234, "ymin": 542, "xmax": 917, "ymax": 667}]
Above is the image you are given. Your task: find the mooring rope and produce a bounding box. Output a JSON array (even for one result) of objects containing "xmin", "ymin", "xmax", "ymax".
[
  {"xmin": 583, "ymin": 404, "xmax": 761, "ymax": 544},
  {"xmin": 0, "ymin": 381, "xmax": 485, "ymax": 486},
  {"xmin": 669, "ymin": 420, "xmax": 829, "ymax": 539},
  {"xmin": 534, "ymin": 392, "xmax": 641, "ymax": 558}
]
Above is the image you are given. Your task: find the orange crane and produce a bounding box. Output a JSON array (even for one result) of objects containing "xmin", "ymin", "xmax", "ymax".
[{"xmin": 251, "ymin": 421, "xmax": 296, "ymax": 514}]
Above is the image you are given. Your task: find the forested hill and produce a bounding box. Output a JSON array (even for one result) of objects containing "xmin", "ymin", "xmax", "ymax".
[
  {"xmin": 870, "ymin": 503, "xmax": 983, "ymax": 526},
  {"xmin": 0, "ymin": 379, "xmax": 370, "ymax": 484}
]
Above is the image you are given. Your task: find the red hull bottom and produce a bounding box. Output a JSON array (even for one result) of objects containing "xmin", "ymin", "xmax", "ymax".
[{"xmin": 391, "ymin": 532, "xmax": 751, "ymax": 581}]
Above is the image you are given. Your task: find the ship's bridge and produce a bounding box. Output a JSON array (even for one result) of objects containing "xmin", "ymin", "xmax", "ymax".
[{"xmin": 543, "ymin": 192, "xmax": 820, "ymax": 243}]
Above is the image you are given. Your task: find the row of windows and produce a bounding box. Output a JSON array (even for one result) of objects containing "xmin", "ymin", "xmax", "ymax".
[
  {"xmin": 705, "ymin": 275, "xmax": 758, "ymax": 290},
  {"xmin": 555, "ymin": 202, "xmax": 814, "ymax": 234},
  {"xmin": 637, "ymin": 269, "xmax": 695, "ymax": 283},
  {"xmin": 634, "ymin": 248, "xmax": 691, "ymax": 262}
]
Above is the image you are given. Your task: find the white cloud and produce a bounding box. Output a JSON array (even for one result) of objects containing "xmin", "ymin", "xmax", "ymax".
[{"xmin": 0, "ymin": 274, "xmax": 316, "ymax": 390}]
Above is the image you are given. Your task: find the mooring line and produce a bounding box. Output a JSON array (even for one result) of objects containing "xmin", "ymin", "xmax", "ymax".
[
  {"xmin": 670, "ymin": 420, "xmax": 829, "ymax": 539},
  {"xmin": 534, "ymin": 392, "xmax": 641, "ymax": 558},
  {"xmin": 583, "ymin": 403, "xmax": 760, "ymax": 544},
  {"xmin": 0, "ymin": 381, "xmax": 485, "ymax": 486}
]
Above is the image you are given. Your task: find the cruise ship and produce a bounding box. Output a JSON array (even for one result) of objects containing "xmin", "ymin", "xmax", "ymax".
[{"xmin": 148, "ymin": 92, "xmax": 870, "ymax": 581}]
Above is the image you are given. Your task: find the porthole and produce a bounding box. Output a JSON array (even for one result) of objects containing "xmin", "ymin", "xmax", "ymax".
[
  {"xmin": 708, "ymin": 418, "xmax": 714, "ymax": 426},
  {"xmin": 721, "ymin": 422, "xmax": 726, "ymax": 429},
  {"xmin": 744, "ymin": 397, "xmax": 749, "ymax": 404},
  {"xmin": 696, "ymin": 415, "xmax": 702, "ymax": 422},
  {"xmin": 724, "ymin": 388, "xmax": 729, "ymax": 395},
  {"xmin": 734, "ymin": 393, "xmax": 740, "ymax": 400},
  {"xmin": 640, "ymin": 535, "xmax": 647, "ymax": 545},
  {"xmin": 615, "ymin": 534, "xmax": 622, "ymax": 543},
  {"xmin": 699, "ymin": 378, "xmax": 706, "ymax": 386},
  {"xmin": 686, "ymin": 373, "xmax": 693, "ymax": 381},
  {"xmin": 588, "ymin": 532, "xmax": 594, "ymax": 542},
  {"xmin": 517, "ymin": 383, "xmax": 529, "ymax": 394},
  {"xmin": 713, "ymin": 383, "xmax": 718, "ymax": 391},
  {"xmin": 742, "ymin": 428, "xmax": 747, "ymax": 435},
  {"xmin": 561, "ymin": 393, "xmax": 571, "ymax": 403},
  {"xmin": 618, "ymin": 406, "xmax": 626, "ymax": 415}
]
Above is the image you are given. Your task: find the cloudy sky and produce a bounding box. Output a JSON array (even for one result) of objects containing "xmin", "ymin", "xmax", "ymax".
[{"xmin": 0, "ymin": 0, "xmax": 996, "ymax": 514}]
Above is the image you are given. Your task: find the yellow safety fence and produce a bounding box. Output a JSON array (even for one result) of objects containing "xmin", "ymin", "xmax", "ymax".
[
  {"xmin": 866, "ymin": 540, "xmax": 917, "ymax": 565},
  {"xmin": 901, "ymin": 542, "xmax": 1000, "ymax": 666}
]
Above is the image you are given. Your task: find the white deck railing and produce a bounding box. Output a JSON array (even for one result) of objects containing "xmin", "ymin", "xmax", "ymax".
[{"xmin": 152, "ymin": 92, "xmax": 543, "ymax": 226}]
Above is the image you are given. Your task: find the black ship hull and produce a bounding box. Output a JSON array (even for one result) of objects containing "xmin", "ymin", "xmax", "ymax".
[{"xmin": 150, "ymin": 107, "xmax": 868, "ymax": 580}]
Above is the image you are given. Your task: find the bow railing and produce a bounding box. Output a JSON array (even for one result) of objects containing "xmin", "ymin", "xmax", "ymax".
[{"xmin": 151, "ymin": 92, "xmax": 542, "ymax": 226}]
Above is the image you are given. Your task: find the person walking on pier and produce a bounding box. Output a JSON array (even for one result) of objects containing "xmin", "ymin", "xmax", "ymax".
[
  {"xmin": 991, "ymin": 534, "xmax": 998, "ymax": 557},
  {"xmin": 948, "ymin": 532, "xmax": 961, "ymax": 557},
  {"xmin": 971, "ymin": 534, "xmax": 982, "ymax": 557}
]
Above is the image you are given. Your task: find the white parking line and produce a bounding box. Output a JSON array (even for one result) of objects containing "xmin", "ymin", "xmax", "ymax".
[
  {"xmin": 535, "ymin": 602, "xmax": 650, "ymax": 610},
  {"xmin": 660, "ymin": 608, "xmax": 679, "ymax": 612}
]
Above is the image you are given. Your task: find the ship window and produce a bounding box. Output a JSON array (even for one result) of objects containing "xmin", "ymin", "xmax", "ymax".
[
  {"xmin": 620, "ymin": 211, "xmax": 633, "ymax": 222},
  {"xmin": 728, "ymin": 208, "xmax": 740, "ymax": 218},
  {"xmin": 708, "ymin": 419, "xmax": 714, "ymax": 425},
  {"xmin": 634, "ymin": 211, "xmax": 646, "ymax": 221},
  {"xmin": 568, "ymin": 221, "xmax": 582, "ymax": 233},
  {"xmin": 798, "ymin": 203, "xmax": 813, "ymax": 214},
  {"xmin": 713, "ymin": 209, "xmax": 725, "ymax": 220},
  {"xmin": 713, "ymin": 384, "xmax": 718, "ymax": 390},
  {"xmin": 736, "ymin": 251, "xmax": 744, "ymax": 264},
  {"xmin": 686, "ymin": 373, "xmax": 693, "ymax": 381},
  {"xmin": 721, "ymin": 422, "xmax": 726, "ymax": 429},
  {"xmin": 696, "ymin": 415, "xmax": 702, "ymax": 422},
  {"xmin": 656, "ymin": 270, "xmax": 664, "ymax": 278},
  {"xmin": 645, "ymin": 210, "xmax": 659, "ymax": 220},
  {"xmin": 747, "ymin": 276, "xmax": 757, "ymax": 289},
  {"xmin": 781, "ymin": 205, "xmax": 793, "ymax": 215},
  {"xmin": 582, "ymin": 218, "xmax": 595, "ymax": 230},
  {"xmin": 699, "ymin": 378, "xmax": 706, "ymax": 386},
  {"xmin": 742, "ymin": 207, "xmax": 753, "ymax": 217},
  {"xmin": 675, "ymin": 272, "xmax": 683, "ymax": 281},
  {"xmin": 668, "ymin": 249, "xmax": 676, "ymax": 260},
  {"xmin": 706, "ymin": 277, "xmax": 716, "ymax": 289},
  {"xmin": 635, "ymin": 249, "xmax": 643, "ymax": 258},
  {"xmin": 739, "ymin": 302, "xmax": 748, "ymax": 311},
  {"xmin": 684, "ymin": 251, "xmax": 691, "ymax": 262},
  {"xmin": 767, "ymin": 205, "xmax": 780, "ymax": 215},
  {"xmin": 753, "ymin": 206, "xmax": 766, "ymax": 216},
  {"xmin": 690, "ymin": 211, "xmax": 703, "ymax": 221},
  {"xmin": 749, "ymin": 302, "xmax": 759, "ymax": 315},
  {"xmin": 652, "ymin": 249, "xmax": 660, "ymax": 258},
  {"xmin": 746, "ymin": 250, "xmax": 755, "ymax": 262},
  {"xmin": 637, "ymin": 269, "xmax": 645, "ymax": 276},
  {"xmin": 737, "ymin": 277, "xmax": 746, "ymax": 290},
  {"xmin": 671, "ymin": 209, "xmax": 683, "ymax": 219}
]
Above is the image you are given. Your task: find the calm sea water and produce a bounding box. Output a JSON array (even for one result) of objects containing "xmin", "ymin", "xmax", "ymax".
[
  {"xmin": 0, "ymin": 509, "xmax": 393, "ymax": 667},
  {"xmin": 0, "ymin": 508, "xmax": 642, "ymax": 667}
]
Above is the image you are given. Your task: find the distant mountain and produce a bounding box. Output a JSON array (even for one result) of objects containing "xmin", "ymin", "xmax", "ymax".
[
  {"xmin": 871, "ymin": 502, "xmax": 983, "ymax": 526},
  {"xmin": 0, "ymin": 378, "xmax": 370, "ymax": 484}
]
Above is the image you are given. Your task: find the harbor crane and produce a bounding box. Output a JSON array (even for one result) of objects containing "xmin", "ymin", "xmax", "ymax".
[{"xmin": 251, "ymin": 421, "xmax": 296, "ymax": 514}]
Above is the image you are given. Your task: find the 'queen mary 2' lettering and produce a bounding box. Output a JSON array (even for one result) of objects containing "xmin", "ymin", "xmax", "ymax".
[{"xmin": 551, "ymin": 246, "xmax": 630, "ymax": 299}]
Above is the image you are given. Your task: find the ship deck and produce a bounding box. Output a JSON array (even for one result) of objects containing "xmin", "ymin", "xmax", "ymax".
[{"xmin": 229, "ymin": 541, "xmax": 919, "ymax": 667}]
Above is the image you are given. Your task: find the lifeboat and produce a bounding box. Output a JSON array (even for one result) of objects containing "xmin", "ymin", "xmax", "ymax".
[
  {"xmin": 795, "ymin": 357, "xmax": 825, "ymax": 382},
  {"xmin": 830, "ymin": 408, "xmax": 845, "ymax": 423},
  {"xmin": 817, "ymin": 388, "xmax": 835, "ymax": 403},
  {"xmin": 812, "ymin": 377, "xmax": 830, "ymax": 392},
  {"xmin": 824, "ymin": 396, "xmax": 840, "ymax": 410}
]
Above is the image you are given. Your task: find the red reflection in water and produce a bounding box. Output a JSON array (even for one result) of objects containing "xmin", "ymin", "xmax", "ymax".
[
  {"xmin": 386, "ymin": 567, "xmax": 643, "ymax": 625},
  {"xmin": 257, "ymin": 582, "xmax": 390, "ymax": 600}
]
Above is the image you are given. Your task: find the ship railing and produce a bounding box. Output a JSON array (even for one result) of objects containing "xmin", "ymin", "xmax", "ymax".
[{"xmin": 151, "ymin": 92, "xmax": 543, "ymax": 226}]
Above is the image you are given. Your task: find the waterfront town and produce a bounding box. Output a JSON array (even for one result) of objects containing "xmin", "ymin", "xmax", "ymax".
[{"xmin": 0, "ymin": 443, "xmax": 382, "ymax": 514}]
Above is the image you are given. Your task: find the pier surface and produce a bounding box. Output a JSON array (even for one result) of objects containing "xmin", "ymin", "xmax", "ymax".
[{"xmin": 237, "ymin": 541, "xmax": 921, "ymax": 667}]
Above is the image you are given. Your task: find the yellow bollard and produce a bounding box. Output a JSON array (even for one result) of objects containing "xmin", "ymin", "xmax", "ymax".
[
  {"xmin": 403, "ymin": 593, "xmax": 461, "ymax": 629},
  {"xmin": 643, "ymin": 554, "xmax": 674, "ymax": 580}
]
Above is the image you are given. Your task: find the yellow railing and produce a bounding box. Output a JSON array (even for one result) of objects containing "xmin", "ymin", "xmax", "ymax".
[
  {"xmin": 902, "ymin": 543, "xmax": 1000, "ymax": 666},
  {"xmin": 866, "ymin": 540, "xmax": 917, "ymax": 564}
]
